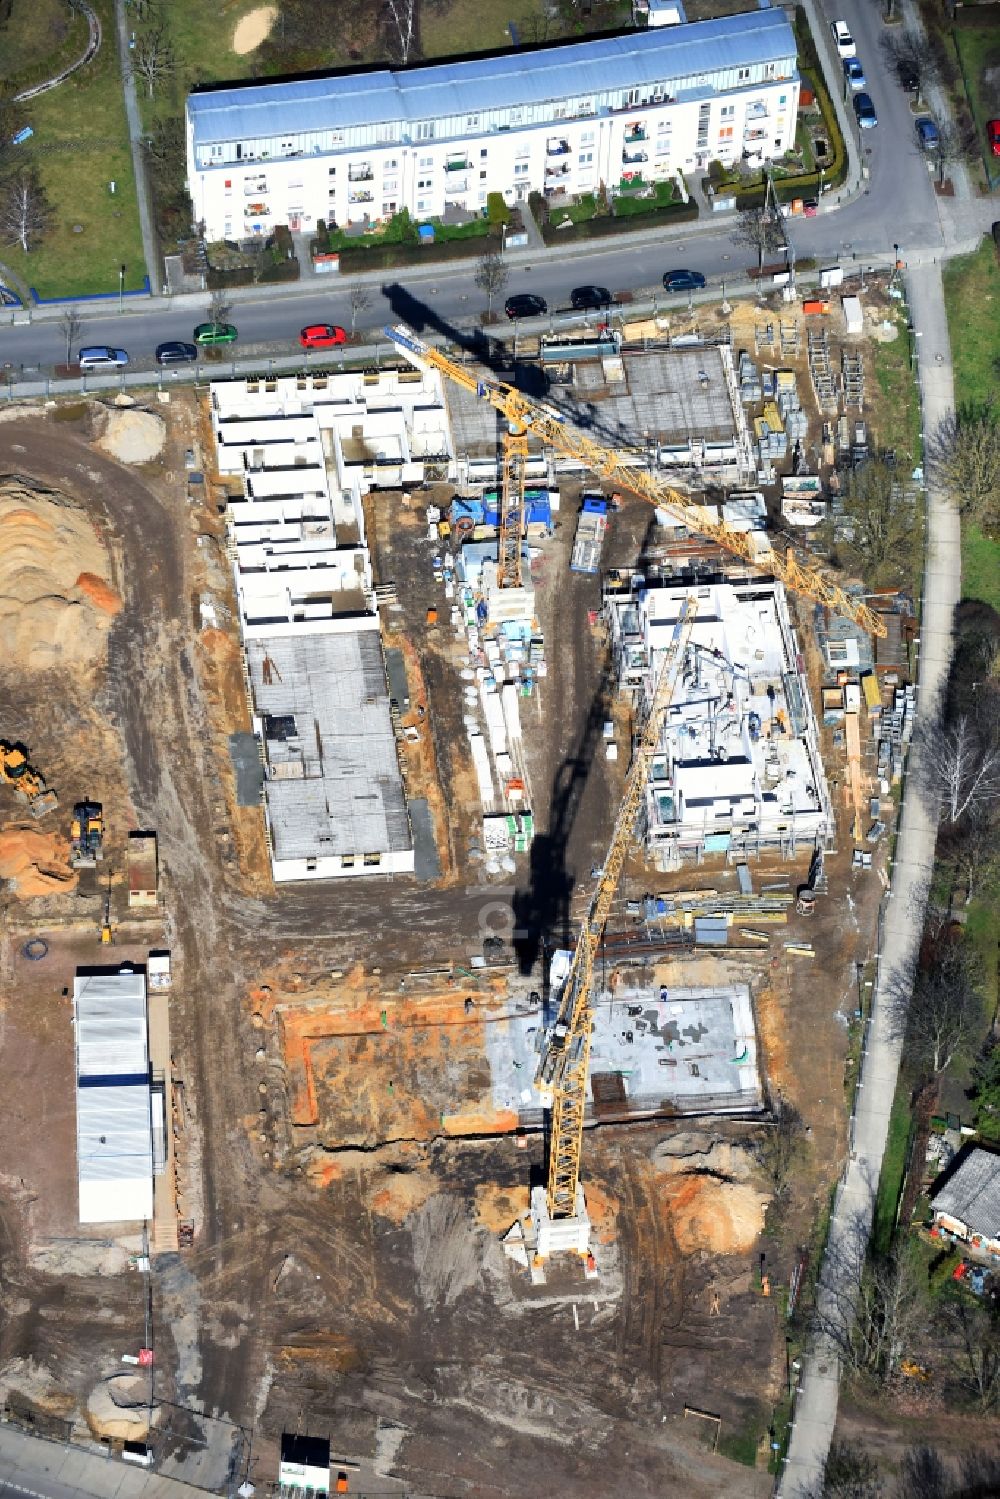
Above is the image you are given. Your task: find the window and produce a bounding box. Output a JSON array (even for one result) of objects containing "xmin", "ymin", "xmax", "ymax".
[
  {"xmin": 778, "ymin": 95, "xmax": 787, "ymax": 106},
  {"xmin": 382, "ymin": 201, "xmax": 397, "ymax": 216},
  {"xmin": 514, "ymin": 163, "xmax": 529, "ymax": 176},
  {"xmin": 720, "ymin": 105, "xmax": 735, "ymax": 119},
  {"xmin": 737, "ymin": 66, "xmax": 750, "ymax": 82},
  {"xmin": 581, "ymin": 130, "xmax": 595, "ymax": 145},
  {"xmin": 419, "ymin": 155, "xmax": 433, "ymax": 168},
  {"xmin": 363, "ymin": 852, "xmax": 382, "ymax": 867},
  {"xmin": 764, "ymin": 64, "xmax": 775, "ymax": 78},
  {"xmin": 224, "ymin": 179, "xmax": 232, "ymax": 191},
  {"xmin": 328, "ymin": 166, "xmax": 337, "ymax": 175},
  {"xmin": 718, "ymin": 127, "xmax": 733, "ymax": 140},
  {"xmin": 384, "ymin": 178, "xmax": 398, "ymax": 193},
  {"xmin": 416, "ymin": 122, "xmax": 435, "ymax": 140},
  {"xmin": 341, "ymin": 855, "xmax": 355, "ymax": 869},
  {"xmin": 481, "ymin": 148, "xmax": 488, "ymax": 158},
  {"xmin": 478, "ymin": 190, "xmax": 487, "ymax": 203},
  {"xmin": 418, "ymin": 177, "xmax": 432, "ymax": 189},
  {"xmin": 627, "ymin": 87, "xmax": 640, "ymax": 105},
  {"xmin": 467, "ymin": 114, "xmax": 480, "ymax": 128},
  {"xmin": 384, "ymin": 158, "xmax": 398, "ymax": 169},
  {"xmin": 479, "ymin": 169, "xmax": 487, "ymax": 179},
  {"xmin": 210, "ymin": 145, "xmax": 223, "ymax": 159},
  {"xmin": 515, "ymin": 145, "xmax": 530, "ymax": 159},
  {"xmin": 578, "ymin": 151, "xmax": 593, "ymax": 165}
]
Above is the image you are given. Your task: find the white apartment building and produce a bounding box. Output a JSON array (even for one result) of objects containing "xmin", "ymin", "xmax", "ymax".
[{"xmin": 186, "ymin": 12, "xmax": 800, "ymax": 240}]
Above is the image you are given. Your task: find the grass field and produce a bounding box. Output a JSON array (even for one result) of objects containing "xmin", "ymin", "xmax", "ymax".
[
  {"xmin": 953, "ymin": 25, "xmax": 1000, "ymax": 155},
  {"xmin": 0, "ymin": 0, "xmax": 87, "ymax": 87},
  {"xmin": 874, "ymin": 1084, "xmax": 911, "ymax": 1254},
  {"xmin": 870, "ymin": 310, "xmax": 923, "ymax": 467},
  {"xmin": 941, "ymin": 236, "xmax": 1000, "ymax": 608},
  {"xmin": 1, "ymin": 0, "xmax": 145, "ymax": 298},
  {"xmin": 422, "ymin": 0, "xmax": 631, "ymax": 59}
]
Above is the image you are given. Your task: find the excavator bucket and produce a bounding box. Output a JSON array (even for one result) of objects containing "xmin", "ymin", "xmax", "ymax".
[{"xmin": 29, "ymin": 789, "xmax": 58, "ymax": 819}]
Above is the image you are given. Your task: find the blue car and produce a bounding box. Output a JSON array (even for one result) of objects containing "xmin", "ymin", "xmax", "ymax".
[
  {"xmin": 662, "ymin": 269, "xmax": 706, "ymax": 293},
  {"xmin": 915, "ymin": 117, "xmax": 940, "ymax": 150},
  {"xmin": 843, "ymin": 57, "xmax": 866, "ymax": 91},
  {"xmin": 854, "ymin": 92, "xmax": 878, "ymax": 130}
]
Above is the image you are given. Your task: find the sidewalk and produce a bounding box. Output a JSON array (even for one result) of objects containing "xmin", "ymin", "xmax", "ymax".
[{"xmin": 0, "ymin": 1422, "xmax": 210, "ymax": 1499}]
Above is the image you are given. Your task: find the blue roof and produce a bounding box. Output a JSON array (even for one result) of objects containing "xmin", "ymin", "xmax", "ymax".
[{"xmin": 188, "ymin": 13, "xmax": 797, "ymax": 146}]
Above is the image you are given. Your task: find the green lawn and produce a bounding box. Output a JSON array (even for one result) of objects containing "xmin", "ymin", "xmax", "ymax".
[
  {"xmin": 0, "ymin": 0, "xmax": 88, "ymax": 88},
  {"xmin": 967, "ymin": 897, "xmax": 1000, "ymax": 1021},
  {"xmin": 874, "ymin": 1084, "xmax": 911, "ymax": 1254},
  {"xmin": 870, "ymin": 309, "xmax": 923, "ymax": 468},
  {"xmin": 613, "ymin": 180, "xmax": 681, "ymax": 216},
  {"xmin": 1, "ymin": 0, "xmax": 145, "ymax": 298},
  {"xmin": 941, "ymin": 237, "xmax": 1000, "ymax": 608},
  {"xmin": 953, "ymin": 26, "xmax": 1000, "ymax": 151},
  {"xmin": 421, "ymin": 0, "xmax": 549, "ymax": 57}
]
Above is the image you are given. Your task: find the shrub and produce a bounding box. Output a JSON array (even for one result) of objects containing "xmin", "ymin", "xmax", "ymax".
[
  {"xmin": 528, "ymin": 191, "xmax": 549, "ymax": 227},
  {"xmin": 272, "ymin": 224, "xmax": 294, "ymax": 259},
  {"xmin": 539, "ymin": 199, "xmax": 698, "ymax": 245},
  {"xmin": 486, "ymin": 192, "xmax": 508, "ymax": 225}
]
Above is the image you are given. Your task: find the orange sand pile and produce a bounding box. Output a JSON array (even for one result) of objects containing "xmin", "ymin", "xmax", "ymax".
[
  {"xmin": 304, "ymin": 1142, "xmax": 438, "ymax": 1223},
  {"xmin": 0, "ymin": 825, "xmax": 78, "ymax": 897},
  {"xmin": 661, "ymin": 1174, "xmax": 767, "ymax": 1257},
  {"xmin": 474, "ymin": 1182, "xmax": 530, "ymax": 1234},
  {"xmin": 0, "ymin": 484, "xmax": 117, "ymax": 672}
]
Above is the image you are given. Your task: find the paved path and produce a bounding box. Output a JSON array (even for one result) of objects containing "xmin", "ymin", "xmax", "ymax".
[
  {"xmin": 113, "ymin": 0, "xmax": 159, "ymax": 292},
  {"xmin": 779, "ymin": 259, "xmax": 963, "ymax": 1494},
  {"xmin": 12, "ymin": 0, "xmax": 101, "ymax": 103},
  {"xmin": 0, "ymin": 1423, "xmax": 208, "ymax": 1499}
]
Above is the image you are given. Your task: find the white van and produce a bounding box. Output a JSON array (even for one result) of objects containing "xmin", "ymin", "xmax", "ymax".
[{"xmin": 78, "ymin": 345, "xmax": 130, "ymax": 369}]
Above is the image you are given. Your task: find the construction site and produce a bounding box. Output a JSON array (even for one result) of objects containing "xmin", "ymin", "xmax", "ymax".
[{"xmin": 0, "ymin": 276, "xmax": 916, "ymax": 1493}]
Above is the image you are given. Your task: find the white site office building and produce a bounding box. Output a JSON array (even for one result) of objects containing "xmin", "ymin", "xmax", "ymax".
[
  {"xmin": 186, "ymin": 12, "xmax": 800, "ymax": 240},
  {"xmin": 605, "ymin": 577, "xmax": 831, "ymax": 864}
]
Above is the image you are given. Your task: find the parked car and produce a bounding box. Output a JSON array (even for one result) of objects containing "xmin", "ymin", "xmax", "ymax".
[
  {"xmin": 193, "ymin": 322, "xmax": 238, "ymax": 345},
  {"xmin": 843, "ymin": 57, "xmax": 866, "ymax": 92},
  {"xmin": 570, "ymin": 284, "xmax": 611, "ymax": 311},
  {"xmin": 898, "ymin": 63, "xmax": 920, "ymax": 93},
  {"xmin": 299, "ymin": 323, "xmax": 347, "ymax": 349},
  {"xmin": 988, "ymin": 119, "xmax": 1000, "ymax": 158},
  {"xmin": 831, "ymin": 19, "xmax": 856, "ymax": 58},
  {"xmin": 504, "ymin": 293, "xmax": 547, "ymax": 320},
  {"xmin": 77, "ymin": 345, "xmax": 129, "ymax": 369},
  {"xmin": 155, "ymin": 340, "xmax": 198, "ymax": 365},
  {"xmin": 854, "ymin": 93, "xmax": 878, "ymax": 130},
  {"xmin": 662, "ymin": 269, "xmax": 706, "ymax": 293},
  {"xmin": 915, "ymin": 117, "xmax": 940, "ymax": 151}
]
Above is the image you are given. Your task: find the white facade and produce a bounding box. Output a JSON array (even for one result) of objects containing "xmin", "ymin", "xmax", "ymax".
[
  {"xmin": 74, "ymin": 966, "xmax": 154, "ymax": 1225},
  {"xmin": 605, "ymin": 577, "xmax": 831, "ymax": 862},
  {"xmin": 186, "ymin": 14, "xmax": 800, "ymax": 239}
]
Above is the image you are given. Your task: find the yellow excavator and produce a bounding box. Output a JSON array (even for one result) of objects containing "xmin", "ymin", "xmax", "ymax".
[{"xmin": 0, "ymin": 741, "xmax": 58, "ymax": 818}]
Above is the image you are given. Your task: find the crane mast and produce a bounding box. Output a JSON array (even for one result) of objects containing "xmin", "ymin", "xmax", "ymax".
[{"xmin": 537, "ymin": 599, "xmax": 699, "ymax": 1225}]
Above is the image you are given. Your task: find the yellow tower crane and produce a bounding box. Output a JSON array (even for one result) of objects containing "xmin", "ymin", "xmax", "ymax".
[
  {"xmin": 385, "ymin": 323, "xmax": 886, "ymax": 638},
  {"xmin": 385, "ymin": 322, "xmax": 886, "ymax": 1264}
]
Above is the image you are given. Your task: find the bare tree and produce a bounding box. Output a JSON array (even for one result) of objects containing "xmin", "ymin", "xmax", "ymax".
[
  {"xmin": 835, "ymin": 459, "xmax": 921, "ymax": 584},
  {"xmin": 752, "ymin": 1097, "xmax": 805, "ymax": 1200},
  {"xmin": 896, "ymin": 1446, "xmax": 951, "ymax": 1499},
  {"xmin": 385, "ymin": 0, "xmax": 416, "ymax": 65},
  {"xmin": 919, "ymin": 714, "xmax": 1000, "ymax": 826},
  {"xmin": 130, "ymin": 23, "xmax": 175, "ymax": 99},
  {"xmin": 474, "ymin": 250, "xmax": 509, "ymax": 322},
  {"xmin": 886, "ymin": 939, "xmax": 984, "ymax": 1076},
  {"xmin": 730, "ymin": 203, "xmax": 783, "ymax": 276},
  {"xmin": 814, "ymin": 1209, "xmax": 926, "ymax": 1383},
  {"xmin": 208, "ymin": 289, "xmax": 232, "ymax": 329},
  {"xmin": 953, "ymin": 811, "xmax": 1000, "ymax": 903},
  {"xmin": 821, "ymin": 1439, "xmax": 883, "ymax": 1498},
  {"xmin": 931, "ymin": 398, "xmax": 1000, "ymax": 532},
  {"xmin": 937, "ymin": 1301, "xmax": 1000, "ymax": 1413},
  {"xmin": 930, "ymin": 119, "xmax": 978, "ymax": 190},
  {"xmin": 58, "ymin": 307, "xmax": 83, "ymax": 366},
  {"xmin": 0, "ymin": 169, "xmax": 52, "ymax": 254},
  {"xmin": 880, "ymin": 29, "xmax": 938, "ymax": 106},
  {"xmin": 348, "ymin": 282, "xmax": 371, "ymax": 336}
]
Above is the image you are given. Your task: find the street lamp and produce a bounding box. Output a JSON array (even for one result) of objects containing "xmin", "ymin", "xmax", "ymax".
[{"xmin": 119, "ymin": 263, "xmax": 126, "ymax": 314}]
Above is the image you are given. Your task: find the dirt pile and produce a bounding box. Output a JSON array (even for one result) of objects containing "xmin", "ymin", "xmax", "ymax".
[
  {"xmin": 0, "ymin": 481, "xmax": 119, "ymax": 672},
  {"xmin": 305, "ymin": 1141, "xmax": 439, "ymax": 1224},
  {"xmin": 0, "ymin": 826, "xmax": 77, "ymax": 897},
  {"xmin": 232, "ymin": 4, "xmax": 277, "ymax": 52},
  {"xmin": 654, "ymin": 1134, "xmax": 767, "ymax": 1256},
  {"xmin": 86, "ymin": 1377, "xmax": 158, "ymax": 1441},
  {"xmin": 97, "ymin": 407, "xmax": 166, "ymax": 465}
]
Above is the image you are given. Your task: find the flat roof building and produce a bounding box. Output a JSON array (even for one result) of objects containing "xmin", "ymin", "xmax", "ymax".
[
  {"xmin": 605, "ymin": 576, "xmax": 831, "ymax": 864},
  {"xmin": 74, "ymin": 966, "xmax": 153, "ymax": 1225},
  {"xmin": 186, "ymin": 14, "xmax": 799, "ymax": 239}
]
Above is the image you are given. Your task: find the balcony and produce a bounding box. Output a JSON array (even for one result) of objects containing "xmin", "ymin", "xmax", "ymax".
[
  {"xmin": 546, "ymin": 138, "xmax": 570, "ymax": 155},
  {"xmin": 348, "ymin": 166, "xmax": 374, "ymax": 182},
  {"xmin": 348, "ymin": 189, "xmax": 374, "ymax": 204},
  {"xmin": 244, "ymin": 202, "xmax": 270, "ymax": 217},
  {"xmin": 744, "ymin": 126, "xmax": 768, "ymax": 143},
  {"xmin": 746, "ymin": 102, "xmax": 769, "ymax": 120},
  {"xmin": 244, "ymin": 179, "xmax": 267, "ymax": 196},
  {"xmin": 544, "ymin": 163, "xmax": 570, "ymax": 182},
  {"xmin": 622, "ymin": 149, "xmax": 648, "ymax": 166},
  {"xmin": 624, "ymin": 127, "xmax": 648, "ymax": 143},
  {"xmin": 444, "ymin": 175, "xmax": 469, "ymax": 192},
  {"xmin": 445, "ymin": 158, "xmax": 470, "ymax": 172}
]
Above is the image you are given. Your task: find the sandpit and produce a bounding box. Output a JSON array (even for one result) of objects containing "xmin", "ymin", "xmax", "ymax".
[
  {"xmin": 232, "ymin": 4, "xmax": 277, "ymax": 53},
  {"xmin": 0, "ymin": 481, "xmax": 119, "ymax": 673},
  {"xmin": 0, "ymin": 826, "xmax": 78, "ymax": 897},
  {"xmin": 97, "ymin": 407, "xmax": 165, "ymax": 465}
]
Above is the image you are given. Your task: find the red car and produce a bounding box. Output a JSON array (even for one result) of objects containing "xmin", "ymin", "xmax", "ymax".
[
  {"xmin": 988, "ymin": 119, "xmax": 1000, "ymax": 158},
  {"xmin": 299, "ymin": 323, "xmax": 347, "ymax": 349}
]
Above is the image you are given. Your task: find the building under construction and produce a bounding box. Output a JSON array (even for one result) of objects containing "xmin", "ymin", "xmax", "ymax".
[{"xmin": 604, "ymin": 577, "xmax": 831, "ymax": 865}]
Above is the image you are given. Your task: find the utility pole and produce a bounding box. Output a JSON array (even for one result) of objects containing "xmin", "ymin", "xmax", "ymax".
[{"xmin": 119, "ymin": 263, "xmax": 126, "ymax": 314}]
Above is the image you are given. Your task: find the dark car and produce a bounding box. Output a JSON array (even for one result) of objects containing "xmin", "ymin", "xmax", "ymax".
[
  {"xmin": 504, "ymin": 293, "xmax": 547, "ymax": 320},
  {"xmin": 662, "ymin": 269, "xmax": 706, "ymax": 293},
  {"xmin": 155, "ymin": 340, "xmax": 198, "ymax": 365},
  {"xmin": 854, "ymin": 92, "xmax": 878, "ymax": 130},
  {"xmin": 898, "ymin": 62, "xmax": 920, "ymax": 93},
  {"xmin": 570, "ymin": 284, "xmax": 611, "ymax": 311},
  {"xmin": 915, "ymin": 117, "xmax": 940, "ymax": 150}
]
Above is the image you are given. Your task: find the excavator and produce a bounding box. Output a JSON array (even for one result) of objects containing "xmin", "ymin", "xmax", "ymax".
[
  {"xmin": 0, "ymin": 741, "xmax": 58, "ymax": 818},
  {"xmin": 385, "ymin": 322, "xmax": 887, "ymax": 1267}
]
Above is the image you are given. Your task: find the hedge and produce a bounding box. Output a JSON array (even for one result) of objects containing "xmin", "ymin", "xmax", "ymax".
[
  {"xmin": 539, "ymin": 199, "xmax": 698, "ymax": 245},
  {"xmin": 337, "ymin": 230, "xmax": 501, "ymax": 273}
]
